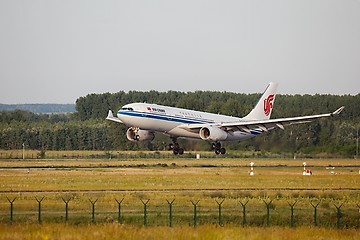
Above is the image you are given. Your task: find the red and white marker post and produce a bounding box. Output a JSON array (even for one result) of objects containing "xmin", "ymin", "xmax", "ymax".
[{"xmin": 249, "ymin": 162, "xmax": 254, "ymax": 176}]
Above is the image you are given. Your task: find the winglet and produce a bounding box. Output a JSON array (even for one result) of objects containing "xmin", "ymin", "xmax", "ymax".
[
  {"xmin": 106, "ymin": 110, "xmax": 123, "ymax": 123},
  {"xmin": 331, "ymin": 106, "xmax": 344, "ymax": 116}
]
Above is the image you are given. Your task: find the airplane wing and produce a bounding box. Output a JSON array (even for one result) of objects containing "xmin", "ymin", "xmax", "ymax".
[
  {"xmin": 106, "ymin": 110, "xmax": 123, "ymax": 123},
  {"xmin": 185, "ymin": 106, "xmax": 344, "ymax": 132}
]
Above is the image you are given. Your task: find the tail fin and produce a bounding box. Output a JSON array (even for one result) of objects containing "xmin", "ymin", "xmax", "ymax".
[{"xmin": 243, "ymin": 82, "xmax": 278, "ymax": 120}]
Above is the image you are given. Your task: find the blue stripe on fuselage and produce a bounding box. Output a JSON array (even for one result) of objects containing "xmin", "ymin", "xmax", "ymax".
[{"xmin": 118, "ymin": 110, "xmax": 214, "ymax": 125}]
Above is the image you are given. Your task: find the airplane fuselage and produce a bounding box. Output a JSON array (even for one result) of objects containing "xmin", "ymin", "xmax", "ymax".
[{"xmin": 117, "ymin": 103, "xmax": 259, "ymax": 141}]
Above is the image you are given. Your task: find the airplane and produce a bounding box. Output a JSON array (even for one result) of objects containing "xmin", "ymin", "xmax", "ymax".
[{"xmin": 106, "ymin": 82, "xmax": 344, "ymax": 155}]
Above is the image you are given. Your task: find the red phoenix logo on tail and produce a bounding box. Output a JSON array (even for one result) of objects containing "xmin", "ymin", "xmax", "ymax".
[{"xmin": 264, "ymin": 94, "xmax": 274, "ymax": 116}]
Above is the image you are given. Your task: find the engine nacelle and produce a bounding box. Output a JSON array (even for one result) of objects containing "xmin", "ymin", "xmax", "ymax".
[
  {"xmin": 126, "ymin": 128, "xmax": 155, "ymax": 141},
  {"xmin": 199, "ymin": 126, "xmax": 228, "ymax": 141}
]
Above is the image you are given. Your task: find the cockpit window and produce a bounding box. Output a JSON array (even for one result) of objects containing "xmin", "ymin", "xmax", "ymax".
[{"xmin": 121, "ymin": 107, "xmax": 134, "ymax": 111}]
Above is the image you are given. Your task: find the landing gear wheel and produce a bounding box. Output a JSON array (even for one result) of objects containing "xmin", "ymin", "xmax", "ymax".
[
  {"xmin": 213, "ymin": 142, "xmax": 226, "ymax": 155},
  {"xmin": 170, "ymin": 138, "xmax": 185, "ymax": 155},
  {"xmin": 220, "ymin": 147, "xmax": 226, "ymax": 155}
]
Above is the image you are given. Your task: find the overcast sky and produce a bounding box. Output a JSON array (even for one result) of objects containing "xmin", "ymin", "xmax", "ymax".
[{"xmin": 0, "ymin": 0, "xmax": 359, "ymax": 104}]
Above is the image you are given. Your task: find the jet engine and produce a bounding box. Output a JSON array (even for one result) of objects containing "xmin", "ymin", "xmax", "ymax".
[
  {"xmin": 199, "ymin": 126, "xmax": 228, "ymax": 141},
  {"xmin": 126, "ymin": 128, "xmax": 155, "ymax": 141}
]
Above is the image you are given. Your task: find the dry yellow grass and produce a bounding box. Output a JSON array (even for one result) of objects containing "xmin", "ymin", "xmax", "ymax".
[
  {"xmin": 0, "ymin": 157, "xmax": 359, "ymax": 192},
  {"xmin": 0, "ymin": 154, "xmax": 359, "ymax": 235},
  {"xmin": 0, "ymin": 224, "xmax": 359, "ymax": 240}
]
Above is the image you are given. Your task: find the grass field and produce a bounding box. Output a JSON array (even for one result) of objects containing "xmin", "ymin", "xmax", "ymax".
[
  {"xmin": 0, "ymin": 224, "xmax": 359, "ymax": 240},
  {"xmin": 0, "ymin": 151, "xmax": 359, "ymax": 239}
]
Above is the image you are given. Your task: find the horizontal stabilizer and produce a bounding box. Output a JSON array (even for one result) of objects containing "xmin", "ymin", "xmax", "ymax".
[{"xmin": 106, "ymin": 110, "xmax": 123, "ymax": 123}]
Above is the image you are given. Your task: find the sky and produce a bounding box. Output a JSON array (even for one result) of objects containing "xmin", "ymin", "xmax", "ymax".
[{"xmin": 0, "ymin": 0, "xmax": 359, "ymax": 104}]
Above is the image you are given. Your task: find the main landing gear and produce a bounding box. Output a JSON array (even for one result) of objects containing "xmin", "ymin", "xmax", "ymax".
[
  {"xmin": 167, "ymin": 139, "xmax": 225, "ymax": 156},
  {"xmin": 212, "ymin": 142, "xmax": 226, "ymax": 155},
  {"xmin": 168, "ymin": 138, "xmax": 184, "ymax": 155}
]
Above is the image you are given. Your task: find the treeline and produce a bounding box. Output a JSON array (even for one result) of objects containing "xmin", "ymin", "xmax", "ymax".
[
  {"xmin": 0, "ymin": 91, "xmax": 359, "ymax": 156},
  {"xmin": 75, "ymin": 91, "xmax": 360, "ymax": 120}
]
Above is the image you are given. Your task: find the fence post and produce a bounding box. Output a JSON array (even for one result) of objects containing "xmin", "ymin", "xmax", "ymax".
[
  {"xmin": 215, "ymin": 199, "xmax": 225, "ymax": 226},
  {"xmin": 35, "ymin": 196, "xmax": 45, "ymax": 224},
  {"xmin": 6, "ymin": 197, "xmax": 16, "ymax": 224},
  {"xmin": 141, "ymin": 199, "xmax": 150, "ymax": 226},
  {"xmin": 166, "ymin": 199, "xmax": 175, "ymax": 227},
  {"xmin": 287, "ymin": 200, "xmax": 298, "ymax": 228},
  {"xmin": 61, "ymin": 197, "xmax": 71, "ymax": 224},
  {"xmin": 190, "ymin": 200, "xmax": 200, "ymax": 228},
  {"xmin": 357, "ymin": 203, "xmax": 360, "ymax": 226},
  {"xmin": 262, "ymin": 199, "xmax": 273, "ymax": 226},
  {"xmin": 239, "ymin": 199, "xmax": 249, "ymax": 227},
  {"xmin": 89, "ymin": 199, "xmax": 98, "ymax": 224},
  {"xmin": 310, "ymin": 200, "xmax": 321, "ymax": 226},
  {"xmin": 115, "ymin": 198, "xmax": 124, "ymax": 224},
  {"xmin": 334, "ymin": 203, "xmax": 343, "ymax": 229}
]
